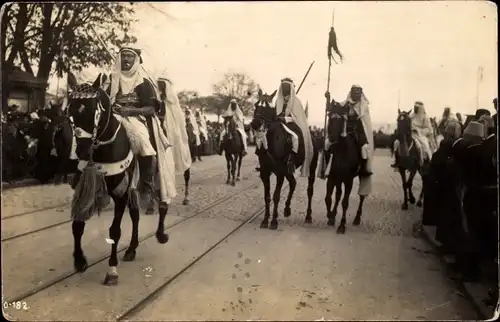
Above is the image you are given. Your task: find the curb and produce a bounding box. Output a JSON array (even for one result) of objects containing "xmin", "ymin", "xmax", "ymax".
[{"xmin": 420, "ymin": 225, "xmax": 493, "ymax": 319}]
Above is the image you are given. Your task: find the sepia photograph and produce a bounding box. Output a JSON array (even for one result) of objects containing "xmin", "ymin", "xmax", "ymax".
[{"xmin": 1, "ymin": 1, "xmax": 498, "ymax": 320}]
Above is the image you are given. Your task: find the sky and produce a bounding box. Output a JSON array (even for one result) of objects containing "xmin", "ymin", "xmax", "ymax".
[{"xmin": 48, "ymin": 1, "xmax": 498, "ymax": 128}]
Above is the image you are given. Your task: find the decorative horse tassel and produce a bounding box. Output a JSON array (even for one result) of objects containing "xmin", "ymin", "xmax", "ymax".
[{"xmin": 71, "ymin": 148, "xmax": 109, "ymax": 221}]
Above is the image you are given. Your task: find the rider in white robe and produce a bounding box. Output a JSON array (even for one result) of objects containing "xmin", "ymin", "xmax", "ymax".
[
  {"xmin": 196, "ymin": 106, "xmax": 208, "ymax": 142},
  {"xmin": 219, "ymin": 99, "xmax": 248, "ymax": 155},
  {"xmin": 275, "ymin": 78, "xmax": 314, "ymax": 178},
  {"xmin": 157, "ymin": 77, "xmax": 192, "ymax": 174},
  {"xmin": 185, "ymin": 106, "xmax": 201, "ymax": 147},
  {"xmin": 410, "ymin": 101, "xmax": 435, "ymax": 165}
]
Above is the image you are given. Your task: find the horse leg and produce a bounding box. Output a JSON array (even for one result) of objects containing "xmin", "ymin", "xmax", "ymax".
[
  {"xmin": 325, "ymin": 175, "xmax": 336, "ymax": 226},
  {"xmin": 353, "ymin": 195, "xmax": 366, "ymax": 226},
  {"xmin": 236, "ymin": 153, "xmax": 242, "ymax": 181},
  {"xmin": 407, "ymin": 169, "xmax": 417, "ymax": 204},
  {"xmin": 72, "ymin": 220, "xmax": 88, "ymax": 272},
  {"xmin": 270, "ymin": 174, "xmax": 285, "ymax": 230},
  {"xmin": 230, "ymin": 154, "xmax": 237, "ymax": 186},
  {"xmin": 260, "ymin": 172, "xmax": 272, "ymax": 229},
  {"xmin": 155, "ymin": 202, "xmax": 169, "ymax": 244},
  {"xmin": 399, "ymin": 167, "xmax": 409, "ymax": 210},
  {"xmin": 305, "ymin": 175, "xmax": 315, "ymax": 223},
  {"xmin": 123, "ymin": 201, "xmax": 139, "ymax": 262},
  {"xmin": 331, "ymin": 181, "xmax": 342, "ymax": 225},
  {"xmin": 337, "ymin": 179, "xmax": 354, "ymax": 234},
  {"xmin": 284, "ymin": 173, "xmax": 296, "ymax": 219},
  {"xmin": 183, "ymin": 169, "xmax": 190, "ymax": 205},
  {"xmin": 416, "ymin": 169, "xmax": 424, "ymax": 207},
  {"xmin": 226, "ymin": 154, "xmax": 231, "ymax": 184},
  {"xmin": 103, "ymin": 196, "xmax": 127, "ymax": 286}
]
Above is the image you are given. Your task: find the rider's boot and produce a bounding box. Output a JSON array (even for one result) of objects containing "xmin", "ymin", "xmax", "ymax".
[{"xmin": 359, "ymin": 158, "xmax": 373, "ymax": 177}]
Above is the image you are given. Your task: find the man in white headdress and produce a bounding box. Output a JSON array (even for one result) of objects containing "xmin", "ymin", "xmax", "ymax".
[
  {"xmin": 324, "ymin": 85, "xmax": 374, "ymax": 195},
  {"xmin": 107, "ymin": 47, "xmax": 175, "ymax": 203},
  {"xmin": 157, "ymin": 77, "xmax": 192, "ymax": 173},
  {"xmin": 275, "ymin": 78, "xmax": 314, "ymax": 177},
  {"xmin": 184, "ymin": 105, "xmax": 201, "ymax": 161},
  {"xmin": 219, "ymin": 98, "xmax": 247, "ymax": 156},
  {"xmin": 410, "ymin": 101, "xmax": 435, "ymax": 165},
  {"xmin": 195, "ymin": 105, "xmax": 208, "ymax": 160}
]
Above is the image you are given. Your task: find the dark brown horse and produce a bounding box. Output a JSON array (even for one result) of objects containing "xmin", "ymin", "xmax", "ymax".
[
  {"xmin": 67, "ymin": 76, "xmax": 169, "ymax": 286},
  {"xmin": 222, "ymin": 115, "xmax": 244, "ymax": 186},
  {"xmin": 250, "ymin": 89, "xmax": 319, "ymax": 230},
  {"xmin": 394, "ymin": 109, "xmax": 425, "ymax": 210},
  {"xmin": 324, "ymin": 100, "xmax": 366, "ymax": 234}
]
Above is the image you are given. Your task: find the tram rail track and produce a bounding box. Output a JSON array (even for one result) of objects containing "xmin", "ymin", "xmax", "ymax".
[
  {"xmin": 2, "ymin": 166, "xmax": 255, "ymax": 242},
  {"xmin": 1, "ymin": 161, "xmax": 231, "ymax": 221},
  {"xmin": 5, "ymin": 179, "xmax": 264, "ymax": 304}
]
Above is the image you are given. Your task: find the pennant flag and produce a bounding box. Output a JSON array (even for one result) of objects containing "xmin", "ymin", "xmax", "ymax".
[
  {"xmin": 305, "ymin": 101, "xmax": 309, "ymax": 119},
  {"xmin": 478, "ymin": 66, "xmax": 484, "ymax": 82}
]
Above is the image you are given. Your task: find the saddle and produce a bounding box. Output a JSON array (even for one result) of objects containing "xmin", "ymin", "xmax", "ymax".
[{"xmin": 278, "ymin": 120, "xmax": 305, "ymax": 168}]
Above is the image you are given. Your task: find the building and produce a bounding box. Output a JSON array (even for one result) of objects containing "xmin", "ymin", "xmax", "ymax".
[{"xmin": 5, "ymin": 67, "xmax": 48, "ymax": 113}]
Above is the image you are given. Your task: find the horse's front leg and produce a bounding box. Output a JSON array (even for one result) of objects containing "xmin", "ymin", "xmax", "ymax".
[
  {"xmin": 399, "ymin": 168, "xmax": 409, "ymax": 210},
  {"xmin": 236, "ymin": 153, "xmax": 243, "ymax": 181},
  {"xmin": 225, "ymin": 154, "xmax": 231, "ymax": 184},
  {"xmin": 72, "ymin": 220, "xmax": 88, "ymax": 272},
  {"xmin": 325, "ymin": 175, "xmax": 335, "ymax": 226},
  {"xmin": 416, "ymin": 170, "xmax": 424, "ymax": 207},
  {"xmin": 103, "ymin": 196, "xmax": 127, "ymax": 286},
  {"xmin": 123, "ymin": 197, "xmax": 140, "ymax": 261},
  {"xmin": 260, "ymin": 171, "xmax": 272, "ymax": 229},
  {"xmin": 353, "ymin": 195, "xmax": 366, "ymax": 226},
  {"xmin": 305, "ymin": 175, "xmax": 315, "ymax": 223},
  {"xmin": 337, "ymin": 179, "xmax": 354, "ymax": 234},
  {"xmin": 156, "ymin": 202, "xmax": 169, "ymax": 244},
  {"xmin": 183, "ymin": 169, "xmax": 190, "ymax": 205},
  {"xmin": 284, "ymin": 173, "xmax": 296, "ymax": 218},
  {"xmin": 230, "ymin": 154, "xmax": 237, "ymax": 186},
  {"xmin": 407, "ymin": 169, "xmax": 417, "ymax": 204},
  {"xmin": 270, "ymin": 175, "xmax": 285, "ymax": 230}
]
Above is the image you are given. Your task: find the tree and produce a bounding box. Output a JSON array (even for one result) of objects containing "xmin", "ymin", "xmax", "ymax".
[
  {"xmin": 177, "ymin": 90, "xmax": 199, "ymax": 106},
  {"xmin": 2, "ymin": 3, "xmax": 137, "ymax": 88},
  {"xmin": 212, "ymin": 72, "xmax": 258, "ymax": 116}
]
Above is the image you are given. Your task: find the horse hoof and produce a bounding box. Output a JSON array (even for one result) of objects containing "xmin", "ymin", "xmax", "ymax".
[
  {"xmin": 269, "ymin": 221, "xmax": 278, "ymax": 230},
  {"xmin": 236, "ymin": 177, "xmax": 240, "ymax": 181},
  {"xmin": 353, "ymin": 217, "xmax": 361, "ymax": 226},
  {"xmin": 416, "ymin": 200, "xmax": 423, "ymax": 207},
  {"xmin": 182, "ymin": 198, "xmax": 190, "ymax": 206},
  {"xmin": 74, "ymin": 256, "xmax": 88, "ymax": 273},
  {"xmin": 409, "ymin": 197, "xmax": 416, "ymax": 204},
  {"xmin": 284, "ymin": 207, "xmax": 291, "ymax": 218},
  {"xmin": 337, "ymin": 225, "xmax": 346, "ymax": 234},
  {"xmin": 260, "ymin": 221, "xmax": 269, "ymax": 229},
  {"xmin": 327, "ymin": 218, "xmax": 335, "ymax": 226},
  {"xmin": 231, "ymin": 181, "xmax": 236, "ymax": 186},
  {"xmin": 304, "ymin": 217, "xmax": 312, "ymax": 224},
  {"xmin": 401, "ymin": 204, "xmax": 408, "ymax": 210},
  {"xmin": 103, "ymin": 273, "xmax": 119, "ymax": 286},
  {"xmin": 123, "ymin": 250, "xmax": 136, "ymax": 262},
  {"xmin": 146, "ymin": 208, "xmax": 155, "ymax": 215},
  {"xmin": 156, "ymin": 231, "xmax": 169, "ymax": 244},
  {"xmin": 226, "ymin": 180, "xmax": 230, "ymax": 185}
]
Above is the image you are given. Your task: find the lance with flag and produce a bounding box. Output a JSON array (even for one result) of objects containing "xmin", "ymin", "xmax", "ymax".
[
  {"xmin": 305, "ymin": 101, "xmax": 309, "ymax": 119},
  {"xmin": 318, "ymin": 8, "xmax": 342, "ymax": 179}
]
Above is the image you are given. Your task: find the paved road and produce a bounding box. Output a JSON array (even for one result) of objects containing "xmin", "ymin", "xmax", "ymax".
[{"xmin": 2, "ymin": 150, "xmax": 478, "ymax": 320}]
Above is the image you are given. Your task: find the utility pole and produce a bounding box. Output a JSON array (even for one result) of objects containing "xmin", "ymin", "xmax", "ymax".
[{"xmin": 397, "ymin": 89, "xmax": 401, "ymax": 110}]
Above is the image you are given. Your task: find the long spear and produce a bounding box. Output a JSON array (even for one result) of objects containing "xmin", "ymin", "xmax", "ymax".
[
  {"xmin": 319, "ymin": 9, "xmax": 338, "ymax": 179},
  {"xmin": 296, "ymin": 60, "xmax": 315, "ymax": 95}
]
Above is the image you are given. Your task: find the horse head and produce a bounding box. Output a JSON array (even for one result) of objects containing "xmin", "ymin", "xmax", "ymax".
[
  {"xmin": 396, "ymin": 108, "xmax": 413, "ymax": 144},
  {"xmin": 326, "ymin": 101, "xmax": 350, "ymax": 145},
  {"xmin": 250, "ymin": 88, "xmax": 277, "ymax": 131},
  {"xmin": 67, "ymin": 75, "xmax": 112, "ymax": 160}
]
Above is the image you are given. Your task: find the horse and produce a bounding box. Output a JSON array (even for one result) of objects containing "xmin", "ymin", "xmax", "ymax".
[
  {"xmin": 394, "ymin": 109, "xmax": 425, "ymax": 210},
  {"xmin": 66, "ymin": 77, "xmax": 169, "ymax": 286},
  {"xmin": 323, "ymin": 101, "xmax": 367, "ymax": 234},
  {"xmin": 221, "ymin": 115, "xmax": 244, "ymax": 186},
  {"xmin": 250, "ymin": 89, "xmax": 319, "ymax": 230}
]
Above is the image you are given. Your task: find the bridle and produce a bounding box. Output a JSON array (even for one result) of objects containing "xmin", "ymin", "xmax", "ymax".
[{"xmin": 70, "ymin": 91, "xmax": 120, "ymax": 160}]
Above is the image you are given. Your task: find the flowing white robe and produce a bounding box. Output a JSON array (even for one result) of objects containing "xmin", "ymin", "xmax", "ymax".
[
  {"xmin": 411, "ymin": 106, "xmax": 435, "ymax": 164},
  {"xmin": 186, "ymin": 108, "xmax": 201, "ymax": 146},
  {"xmin": 275, "ymin": 81, "xmax": 314, "ymax": 178},
  {"xmin": 159, "ymin": 78, "xmax": 191, "ymax": 174},
  {"xmin": 222, "ymin": 102, "xmax": 248, "ymax": 151},
  {"xmin": 197, "ymin": 112, "xmax": 208, "ymax": 140}
]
